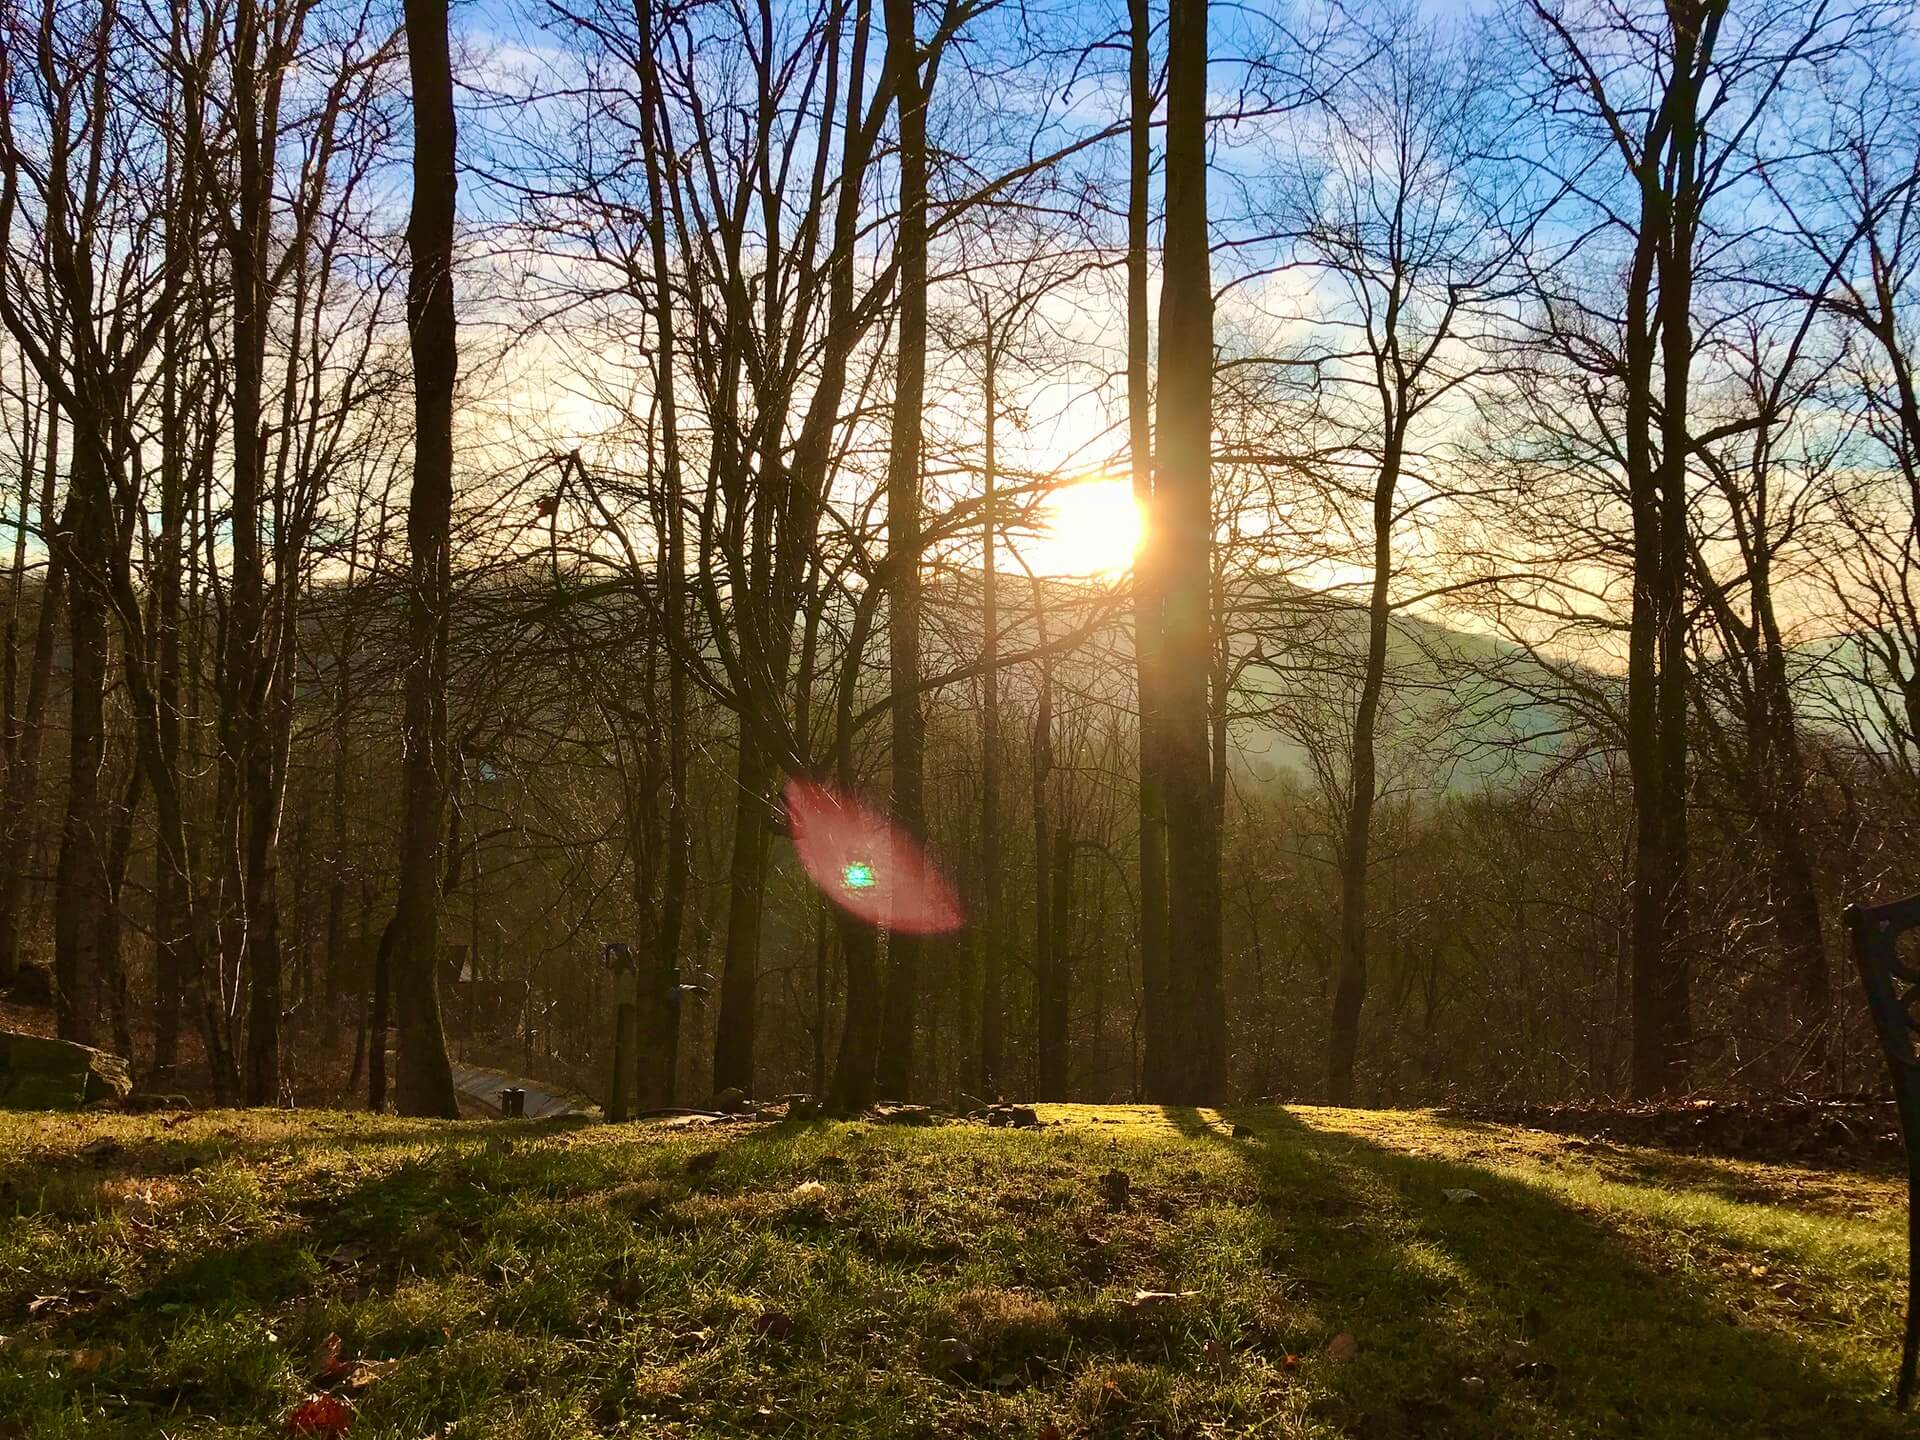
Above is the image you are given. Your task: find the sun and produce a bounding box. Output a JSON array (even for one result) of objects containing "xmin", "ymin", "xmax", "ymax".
[{"xmin": 1017, "ymin": 477, "xmax": 1145, "ymax": 578}]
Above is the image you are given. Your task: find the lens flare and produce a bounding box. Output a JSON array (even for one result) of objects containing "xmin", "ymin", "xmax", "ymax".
[{"xmin": 785, "ymin": 779, "xmax": 964, "ymax": 934}]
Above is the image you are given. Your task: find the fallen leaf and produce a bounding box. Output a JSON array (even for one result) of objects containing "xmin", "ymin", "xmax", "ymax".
[
  {"xmin": 66, "ymin": 1347, "xmax": 121, "ymax": 1372},
  {"xmin": 344, "ymin": 1358, "xmax": 400, "ymax": 1392},
  {"xmin": 285, "ymin": 1393, "xmax": 354, "ymax": 1436},
  {"xmin": 1327, "ymin": 1332, "xmax": 1358, "ymax": 1363},
  {"xmin": 311, "ymin": 1333, "xmax": 349, "ymax": 1383},
  {"xmin": 790, "ymin": 1180, "xmax": 829, "ymax": 1202}
]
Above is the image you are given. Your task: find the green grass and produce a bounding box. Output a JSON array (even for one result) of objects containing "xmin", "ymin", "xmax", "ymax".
[{"xmin": 0, "ymin": 1103, "xmax": 1912, "ymax": 1437}]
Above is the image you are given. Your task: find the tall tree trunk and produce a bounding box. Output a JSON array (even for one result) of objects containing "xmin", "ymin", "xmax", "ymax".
[
  {"xmin": 977, "ymin": 333, "xmax": 1004, "ymax": 1095},
  {"xmin": 714, "ymin": 734, "xmax": 769, "ymax": 1096},
  {"xmin": 391, "ymin": 0, "xmax": 460, "ymax": 1117},
  {"xmin": 224, "ymin": 0, "xmax": 286, "ymax": 1106},
  {"xmin": 1127, "ymin": 0, "xmax": 1171, "ymax": 1102},
  {"xmin": 636, "ymin": 0, "xmax": 688, "ymax": 1111},
  {"xmin": 1626, "ymin": 8, "xmax": 1712, "ymax": 1098},
  {"xmin": 875, "ymin": 0, "xmax": 931, "ymax": 1101},
  {"xmin": 1152, "ymin": 0, "xmax": 1224, "ymax": 1104}
]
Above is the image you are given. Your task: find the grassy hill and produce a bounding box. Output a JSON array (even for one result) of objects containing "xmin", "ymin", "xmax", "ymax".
[{"xmin": 0, "ymin": 1105, "xmax": 1910, "ymax": 1438}]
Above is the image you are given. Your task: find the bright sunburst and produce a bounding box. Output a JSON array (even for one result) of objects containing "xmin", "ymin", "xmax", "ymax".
[{"xmin": 1017, "ymin": 478, "xmax": 1145, "ymax": 578}]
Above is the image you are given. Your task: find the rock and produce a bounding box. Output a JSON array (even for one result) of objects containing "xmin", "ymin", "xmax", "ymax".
[
  {"xmin": 123, "ymin": 1093, "xmax": 191, "ymax": 1114},
  {"xmin": 752, "ymin": 1311, "xmax": 794, "ymax": 1339},
  {"xmin": 930, "ymin": 1336, "xmax": 976, "ymax": 1371},
  {"xmin": 0, "ymin": 1032, "xmax": 132, "ymax": 1110},
  {"xmin": 987, "ymin": 1104, "xmax": 1040, "ymax": 1129},
  {"xmin": 870, "ymin": 1103, "xmax": 939, "ymax": 1125}
]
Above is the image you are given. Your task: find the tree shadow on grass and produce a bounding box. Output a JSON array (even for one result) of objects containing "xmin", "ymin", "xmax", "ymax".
[{"xmin": 1164, "ymin": 1105, "xmax": 1908, "ymax": 1440}]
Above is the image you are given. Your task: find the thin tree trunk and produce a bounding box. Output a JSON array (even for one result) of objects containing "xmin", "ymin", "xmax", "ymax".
[
  {"xmin": 1038, "ymin": 819, "xmax": 1072, "ymax": 1098},
  {"xmin": 1127, "ymin": 0, "xmax": 1171, "ymax": 1101},
  {"xmin": 977, "ymin": 335, "xmax": 1004, "ymax": 1095},
  {"xmin": 100, "ymin": 752, "xmax": 147, "ymax": 1067},
  {"xmin": 1327, "ymin": 440, "xmax": 1398, "ymax": 1105},
  {"xmin": 1032, "ymin": 650, "xmax": 1054, "ymax": 1096},
  {"xmin": 53, "ymin": 483, "xmax": 108, "ymax": 1046},
  {"xmin": 368, "ymin": 913, "xmax": 395, "ymax": 1110},
  {"xmin": 828, "ymin": 908, "xmax": 882, "ymax": 1111},
  {"xmin": 0, "ymin": 398, "xmax": 61, "ymax": 981}
]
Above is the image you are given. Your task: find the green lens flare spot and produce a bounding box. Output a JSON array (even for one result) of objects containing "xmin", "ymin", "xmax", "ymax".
[{"xmin": 842, "ymin": 860, "xmax": 876, "ymax": 891}]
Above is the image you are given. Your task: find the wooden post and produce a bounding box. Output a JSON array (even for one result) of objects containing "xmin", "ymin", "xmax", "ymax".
[{"xmin": 605, "ymin": 942, "xmax": 637, "ymax": 1122}]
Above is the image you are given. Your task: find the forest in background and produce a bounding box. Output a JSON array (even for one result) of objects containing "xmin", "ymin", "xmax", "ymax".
[{"xmin": 2, "ymin": 0, "xmax": 1918, "ymax": 1115}]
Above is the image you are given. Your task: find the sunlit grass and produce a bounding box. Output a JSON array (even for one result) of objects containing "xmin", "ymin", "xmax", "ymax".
[{"xmin": 0, "ymin": 1104, "xmax": 1907, "ymax": 1436}]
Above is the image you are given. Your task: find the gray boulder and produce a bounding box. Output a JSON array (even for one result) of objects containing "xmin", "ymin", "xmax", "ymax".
[{"xmin": 0, "ymin": 1031, "xmax": 133, "ymax": 1109}]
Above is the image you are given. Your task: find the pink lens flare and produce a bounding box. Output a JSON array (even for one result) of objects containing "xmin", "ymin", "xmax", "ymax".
[{"xmin": 784, "ymin": 778, "xmax": 965, "ymax": 935}]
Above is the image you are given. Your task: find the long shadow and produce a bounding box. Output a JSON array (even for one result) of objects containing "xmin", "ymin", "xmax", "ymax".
[{"xmin": 1165, "ymin": 1104, "xmax": 1908, "ymax": 1439}]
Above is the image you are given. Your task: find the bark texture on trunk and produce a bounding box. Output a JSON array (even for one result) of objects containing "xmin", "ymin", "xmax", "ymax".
[
  {"xmin": 1152, "ymin": 0, "xmax": 1224, "ymax": 1104},
  {"xmin": 392, "ymin": 0, "xmax": 460, "ymax": 1118},
  {"xmin": 874, "ymin": 0, "xmax": 931, "ymax": 1102}
]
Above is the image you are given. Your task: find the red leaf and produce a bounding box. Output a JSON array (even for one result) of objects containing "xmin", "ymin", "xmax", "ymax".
[
  {"xmin": 785, "ymin": 780, "xmax": 963, "ymax": 935},
  {"xmin": 285, "ymin": 1394, "xmax": 353, "ymax": 1437}
]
